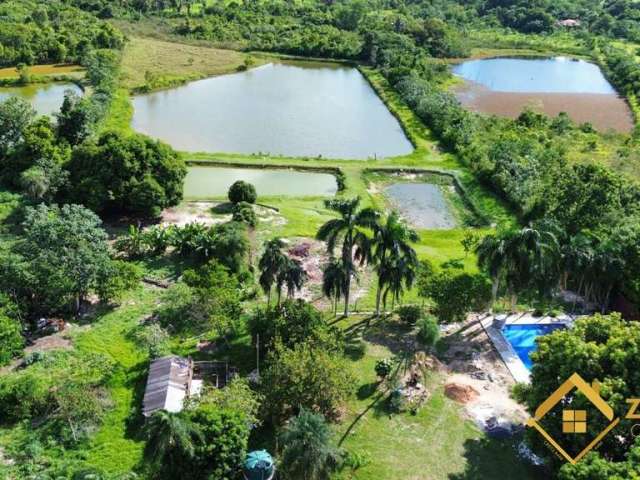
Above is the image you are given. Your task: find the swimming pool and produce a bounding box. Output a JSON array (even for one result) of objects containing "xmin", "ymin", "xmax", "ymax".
[{"xmin": 502, "ymin": 324, "xmax": 566, "ymax": 370}]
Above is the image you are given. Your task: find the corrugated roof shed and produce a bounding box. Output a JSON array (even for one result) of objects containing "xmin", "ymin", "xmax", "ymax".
[{"xmin": 143, "ymin": 356, "xmax": 192, "ymax": 417}]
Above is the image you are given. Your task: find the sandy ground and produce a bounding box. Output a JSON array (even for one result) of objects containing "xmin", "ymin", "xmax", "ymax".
[
  {"xmin": 440, "ymin": 315, "xmax": 528, "ymax": 429},
  {"xmin": 161, "ymin": 201, "xmax": 227, "ymax": 227}
]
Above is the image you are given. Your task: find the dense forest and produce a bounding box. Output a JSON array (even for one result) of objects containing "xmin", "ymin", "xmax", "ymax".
[{"xmin": 1, "ymin": 0, "xmax": 640, "ymax": 479}]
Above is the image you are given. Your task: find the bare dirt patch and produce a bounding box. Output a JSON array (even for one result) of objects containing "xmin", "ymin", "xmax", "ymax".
[{"xmin": 439, "ymin": 315, "xmax": 528, "ymax": 430}]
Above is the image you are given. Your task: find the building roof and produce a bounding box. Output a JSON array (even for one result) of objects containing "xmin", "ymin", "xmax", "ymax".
[
  {"xmin": 143, "ymin": 356, "xmax": 192, "ymax": 417},
  {"xmin": 558, "ymin": 19, "xmax": 581, "ymax": 27}
]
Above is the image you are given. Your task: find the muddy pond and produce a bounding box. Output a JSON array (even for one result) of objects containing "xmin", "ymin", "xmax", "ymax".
[
  {"xmin": 0, "ymin": 83, "xmax": 82, "ymax": 116},
  {"xmin": 184, "ymin": 166, "xmax": 337, "ymax": 199},
  {"xmin": 132, "ymin": 62, "xmax": 413, "ymax": 159},
  {"xmin": 452, "ymin": 57, "xmax": 633, "ymax": 132},
  {"xmin": 384, "ymin": 183, "xmax": 458, "ymax": 229}
]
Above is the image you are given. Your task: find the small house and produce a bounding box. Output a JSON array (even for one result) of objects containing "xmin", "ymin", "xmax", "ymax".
[{"xmin": 142, "ymin": 355, "xmax": 238, "ymax": 417}]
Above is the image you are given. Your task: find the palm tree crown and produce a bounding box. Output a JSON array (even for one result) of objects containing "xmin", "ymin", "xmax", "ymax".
[{"xmin": 279, "ymin": 409, "xmax": 342, "ymax": 480}]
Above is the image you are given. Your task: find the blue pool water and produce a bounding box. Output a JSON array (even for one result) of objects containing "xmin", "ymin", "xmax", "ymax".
[{"xmin": 502, "ymin": 324, "xmax": 566, "ymax": 370}]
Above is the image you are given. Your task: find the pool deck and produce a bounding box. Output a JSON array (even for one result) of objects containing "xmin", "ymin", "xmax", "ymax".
[{"xmin": 480, "ymin": 313, "xmax": 575, "ymax": 384}]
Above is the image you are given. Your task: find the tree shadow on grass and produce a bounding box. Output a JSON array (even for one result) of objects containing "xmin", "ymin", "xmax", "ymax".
[
  {"xmin": 448, "ymin": 436, "xmax": 548, "ymax": 480},
  {"xmin": 211, "ymin": 202, "xmax": 234, "ymax": 215},
  {"xmin": 124, "ymin": 360, "xmax": 151, "ymax": 441},
  {"xmin": 338, "ymin": 390, "xmax": 386, "ymax": 447}
]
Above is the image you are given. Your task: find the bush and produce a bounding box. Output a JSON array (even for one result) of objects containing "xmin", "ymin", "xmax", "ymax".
[
  {"xmin": 417, "ymin": 315, "xmax": 439, "ymax": 348},
  {"xmin": 228, "ymin": 180, "xmax": 257, "ymax": 204},
  {"xmin": 374, "ymin": 358, "xmax": 393, "ymax": 378},
  {"xmin": 232, "ymin": 201, "xmax": 257, "ymax": 227},
  {"xmin": 0, "ymin": 314, "xmax": 24, "ymax": 365},
  {"xmin": 421, "ymin": 270, "xmax": 491, "ymax": 323},
  {"xmin": 396, "ymin": 305, "xmax": 423, "ymax": 324}
]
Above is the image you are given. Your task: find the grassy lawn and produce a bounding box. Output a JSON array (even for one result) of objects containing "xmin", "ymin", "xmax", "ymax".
[
  {"xmin": 120, "ymin": 36, "xmax": 258, "ymax": 91},
  {"xmin": 70, "ymin": 287, "xmax": 160, "ymax": 475}
]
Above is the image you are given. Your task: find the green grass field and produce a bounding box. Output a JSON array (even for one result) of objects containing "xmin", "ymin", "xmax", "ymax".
[{"xmin": 120, "ymin": 36, "xmax": 259, "ymax": 92}]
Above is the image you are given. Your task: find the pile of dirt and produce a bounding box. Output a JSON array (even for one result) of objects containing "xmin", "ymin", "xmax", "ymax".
[{"xmin": 445, "ymin": 382, "xmax": 480, "ymax": 404}]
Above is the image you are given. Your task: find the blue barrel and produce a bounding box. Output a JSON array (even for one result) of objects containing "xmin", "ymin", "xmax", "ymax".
[{"xmin": 243, "ymin": 450, "xmax": 275, "ymax": 480}]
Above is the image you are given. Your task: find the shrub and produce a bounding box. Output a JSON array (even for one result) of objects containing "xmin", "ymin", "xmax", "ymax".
[
  {"xmin": 0, "ymin": 314, "xmax": 24, "ymax": 365},
  {"xmin": 417, "ymin": 315, "xmax": 439, "ymax": 348},
  {"xmin": 228, "ymin": 180, "xmax": 257, "ymax": 204},
  {"xmin": 374, "ymin": 358, "xmax": 393, "ymax": 378},
  {"xmin": 232, "ymin": 201, "xmax": 257, "ymax": 227},
  {"xmin": 396, "ymin": 305, "xmax": 423, "ymax": 324}
]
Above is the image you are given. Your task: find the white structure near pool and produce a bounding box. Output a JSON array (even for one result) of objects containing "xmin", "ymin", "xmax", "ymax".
[{"xmin": 481, "ymin": 313, "xmax": 576, "ymax": 384}]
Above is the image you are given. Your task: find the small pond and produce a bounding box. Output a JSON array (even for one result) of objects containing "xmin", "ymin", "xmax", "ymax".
[
  {"xmin": 0, "ymin": 83, "xmax": 82, "ymax": 117},
  {"xmin": 132, "ymin": 62, "xmax": 414, "ymax": 159},
  {"xmin": 384, "ymin": 183, "xmax": 457, "ymax": 229},
  {"xmin": 452, "ymin": 57, "xmax": 633, "ymax": 132},
  {"xmin": 184, "ymin": 166, "xmax": 337, "ymax": 199}
]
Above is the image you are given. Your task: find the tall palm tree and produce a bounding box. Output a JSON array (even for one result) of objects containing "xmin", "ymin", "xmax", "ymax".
[
  {"xmin": 276, "ymin": 257, "xmax": 307, "ymax": 304},
  {"xmin": 279, "ymin": 409, "xmax": 342, "ymax": 480},
  {"xmin": 316, "ymin": 198, "xmax": 379, "ymax": 316},
  {"xmin": 371, "ymin": 211, "xmax": 418, "ymax": 315},
  {"xmin": 321, "ymin": 257, "xmax": 348, "ymax": 315},
  {"xmin": 476, "ymin": 226, "xmax": 559, "ymax": 309},
  {"xmin": 143, "ymin": 410, "xmax": 202, "ymax": 472},
  {"xmin": 258, "ymin": 238, "xmax": 288, "ymax": 305},
  {"xmin": 381, "ymin": 253, "xmax": 419, "ymax": 311}
]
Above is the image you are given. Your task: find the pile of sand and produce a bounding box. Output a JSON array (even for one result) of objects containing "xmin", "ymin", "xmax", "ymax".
[{"xmin": 445, "ymin": 382, "xmax": 480, "ymax": 404}]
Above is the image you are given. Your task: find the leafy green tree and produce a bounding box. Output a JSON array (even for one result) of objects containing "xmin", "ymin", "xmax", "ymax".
[
  {"xmin": 228, "ymin": 180, "xmax": 257, "ymax": 204},
  {"xmin": 420, "ymin": 267, "xmax": 491, "ymax": 322},
  {"xmin": 248, "ymin": 299, "xmax": 328, "ymax": 351},
  {"xmin": 186, "ymin": 405, "xmax": 250, "ymax": 480},
  {"xmin": 317, "ymin": 198, "xmax": 379, "ymax": 316},
  {"xmin": 371, "ymin": 211, "xmax": 418, "ymax": 315},
  {"xmin": 65, "ymin": 131, "xmax": 186, "ymax": 217},
  {"xmin": 279, "ymin": 409, "xmax": 342, "ymax": 480},
  {"xmin": 56, "ymin": 91, "xmax": 95, "ymax": 145},
  {"xmin": 521, "ymin": 314, "xmax": 640, "ymax": 470},
  {"xmin": 144, "ymin": 411, "xmax": 203, "ymax": 476},
  {"xmin": 261, "ymin": 341, "xmax": 353, "ymax": 423},
  {"xmin": 0, "ymin": 204, "xmax": 114, "ymax": 316},
  {"xmin": 0, "ymin": 96, "xmax": 34, "ymax": 159}
]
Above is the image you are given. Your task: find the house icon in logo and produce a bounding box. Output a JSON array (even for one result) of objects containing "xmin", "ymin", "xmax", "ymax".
[{"xmin": 526, "ymin": 372, "xmax": 620, "ymax": 464}]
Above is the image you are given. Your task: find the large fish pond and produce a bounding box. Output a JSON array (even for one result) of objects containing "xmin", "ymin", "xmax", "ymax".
[
  {"xmin": 452, "ymin": 57, "xmax": 633, "ymax": 132},
  {"xmin": 132, "ymin": 62, "xmax": 414, "ymax": 159},
  {"xmin": 0, "ymin": 83, "xmax": 82, "ymax": 117},
  {"xmin": 184, "ymin": 166, "xmax": 338, "ymax": 199}
]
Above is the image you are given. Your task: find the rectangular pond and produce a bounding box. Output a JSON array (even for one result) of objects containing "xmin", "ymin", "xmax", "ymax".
[
  {"xmin": 502, "ymin": 324, "xmax": 566, "ymax": 370},
  {"xmin": 452, "ymin": 57, "xmax": 633, "ymax": 132},
  {"xmin": 0, "ymin": 83, "xmax": 82, "ymax": 117},
  {"xmin": 132, "ymin": 62, "xmax": 414, "ymax": 159},
  {"xmin": 184, "ymin": 166, "xmax": 337, "ymax": 199},
  {"xmin": 384, "ymin": 183, "xmax": 458, "ymax": 229}
]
